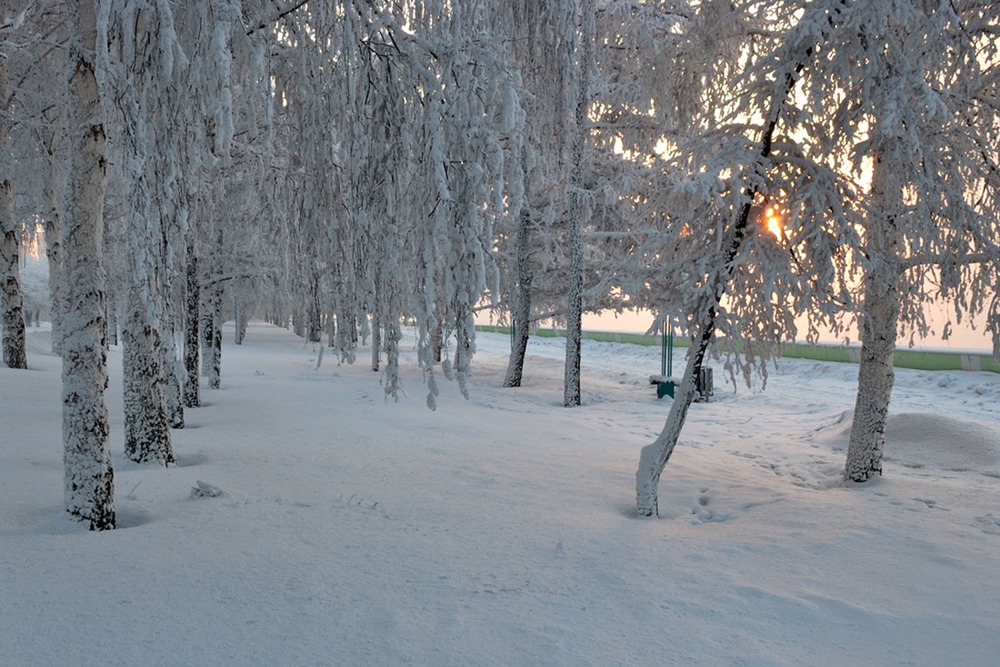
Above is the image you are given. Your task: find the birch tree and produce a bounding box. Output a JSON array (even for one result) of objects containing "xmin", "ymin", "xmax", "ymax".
[
  {"xmin": 633, "ymin": 0, "xmax": 999, "ymax": 514},
  {"xmin": 635, "ymin": 1, "xmax": 859, "ymax": 516},
  {"xmin": 0, "ymin": 176, "xmax": 26, "ymax": 369},
  {"xmin": 320, "ymin": 0, "xmax": 516, "ymax": 407},
  {"xmin": 62, "ymin": 0, "xmax": 114, "ymax": 530},
  {"xmin": 0, "ymin": 45, "xmax": 27, "ymax": 369},
  {"xmin": 563, "ymin": 0, "xmax": 595, "ymax": 407},
  {"xmin": 808, "ymin": 1, "xmax": 1000, "ymax": 482},
  {"xmin": 2, "ymin": 1, "xmax": 72, "ymax": 356},
  {"xmin": 491, "ymin": 1, "xmax": 568, "ymax": 388},
  {"xmin": 100, "ymin": 0, "xmax": 182, "ymax": 464}
]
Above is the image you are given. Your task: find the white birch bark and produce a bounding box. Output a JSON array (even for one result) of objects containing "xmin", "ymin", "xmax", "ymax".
[
  {"xmin": 844, "ymin": 151, "xmax": 901, "ymax": 482},
  {"xmin": 38, "ymin": 74, "xmax": 69, "ymax": 356},
  {"xmin": 163, "ymin": 322, "xmax": 184, "ymax": 429},
  {"xmin": 122, "ymin": 291, "xmax": 174, "ymax": 464},
  {"xmin": 102, "ymin": 0, "xmax": 175, "ymax": 464},
  {"xmin": 0, "ymin": 58, "xmax": 26, "ymax": 370},
  {"xmin": 63, "ymin": 0, "xmax": 114, "ymax": 530},
  {"xmin": 636, "ymin": 324, "xmax": 708, "ymax": 516},
  {"xmin": 1, "ymin": 178, "xmax": 27, "ymax": 369}
]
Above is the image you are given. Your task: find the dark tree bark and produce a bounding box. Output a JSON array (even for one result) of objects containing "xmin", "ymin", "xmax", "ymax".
[{"xmin": 183, "ymin": 236, "xmax": 200, "ymax": 407}]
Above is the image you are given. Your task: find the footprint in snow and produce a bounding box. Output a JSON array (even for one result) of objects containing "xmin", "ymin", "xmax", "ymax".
[
  {"xmin": 913, "ymin": 497, "xmax": 949, "ymax": 512},
  {"xmin": 975, "ymin": 514, "xmax": 1000, "ymax": 535}
]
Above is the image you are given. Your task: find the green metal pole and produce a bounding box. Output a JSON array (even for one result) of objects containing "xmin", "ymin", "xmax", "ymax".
[
  {"xmin": 661, "ymin": 320, "xmax": 667, "ymax": 376},
  {"xmin": 667, "ymin": 322, "xmax": 673, "ymax": 377}
]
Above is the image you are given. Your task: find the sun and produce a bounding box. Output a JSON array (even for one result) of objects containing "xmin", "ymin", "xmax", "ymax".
[{"xmin": 763, "ymin": 205, "xmax": 783, "ymax": 239}]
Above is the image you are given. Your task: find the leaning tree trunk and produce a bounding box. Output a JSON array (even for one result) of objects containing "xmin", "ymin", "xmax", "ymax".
[
  {"xmin": 636, "ymin": 320, "xmax": 712, "ymax": 516},
  {"xmin": 504, "ymin": 147, "xmax": 533, "ymax": 388},
  {"xmin": 1, "ymin": 179, "xmax": 27, "ymax": 370},
  {"xmin": 63, "ymin": 0, "xmax": 114, "ymax": 530},
  {"xmin": 844, "ymin": 151, "xmax": 901, "ymax": 482},
  {"xmin": 635, "ymin": 19, "xmax": 820, "ymax": 516}
]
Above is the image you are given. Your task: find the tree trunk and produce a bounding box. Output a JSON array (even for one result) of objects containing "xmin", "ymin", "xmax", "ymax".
[
  {"xmin": 233, "ymin": 299, "xmax": 242, "ymax": 344},
  {"xmin": 237, "ymin": 304, "xmax": 248, "ymax": 343},
  {"xmin": 371, "ymin": 310, "xmax": 381, "ymax": 372},
  {"xmin": 844, "ymin": 152, "xmax": 901, "ymax": 482},
  {"xmin": 335, "ymin": 299, "xmax": 357, "ymax": 364},
  {"xmin": 63, "ymin": 0, "xmax": 114, "ymax": 530},
  {"xmin": 122, "ymin": 293, "xmax": 174, "ymax": 464},
  {"xmin": 563, "ymin": 0, "xmax": 593, "ymax": 407},
  {"xmin": 1, "ymin": 180, "xmax": 27, "ymax": 369},
  {"xmin": 201, "ymin": 285, "xmax": 214, "ymax": 374},
  {"xmin": 307, "ymin": 272, "xmax": 322, "ymax": 343},
  {"xmin": 163, "ymin": 323, "xmax": 185, "ymax": 429},
  {"xmin": 183, "ymin": 237, "xmax": 200, "ymax": 407},
  {"xmin": 208, "ymin": 283, "xmax": 223, "ymax": 389},
  {"xmin": 432, "ymin": 319, "xmax": 444, "ymax": 363},
  {"xmin": 504, "ymin": 148, "xmax": 532, "ymax": 388},
  {"xmin": 105, "ymin": 294, "xmax": 118, "ymax": 347},
  {"xmin": 844, "ymin": 283, "xmax": 898, "ymax": 481},
  {"xmin": 45, "ymin": 211, "xmax": 64, "ymax": 355},
  {"xmin": 635, "ymin": 20, "xmax": 816, "ymax": 516},
  {"xmin": 359, "ymin": 310, "xmax": 370, "ymax": 347},
  {"xmin": 234, "ymin": 296, "xmax": 249, "ymax": 345},
  {"xmin": 636, "ymin": 322, "xmax": 711, "ymax": 516},
  {"xmin": 325, "ymin": 304, "xmax": 336, "ymax": 346}
]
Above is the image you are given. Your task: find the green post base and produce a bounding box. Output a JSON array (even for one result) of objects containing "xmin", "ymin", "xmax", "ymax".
[{"xmin": 655, "ymin": 380, "xmax": 675, "ymax": 399}]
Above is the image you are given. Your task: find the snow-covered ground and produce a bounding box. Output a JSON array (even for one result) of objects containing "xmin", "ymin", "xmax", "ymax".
[{"xmin": 2, "ymin": 321, "xmax": 999, "ymax": 666}]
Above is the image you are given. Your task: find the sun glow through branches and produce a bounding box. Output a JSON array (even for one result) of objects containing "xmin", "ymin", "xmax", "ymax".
[{"xmin": 763, "ymin": 205, "xmax": 783, "ymax": 239}]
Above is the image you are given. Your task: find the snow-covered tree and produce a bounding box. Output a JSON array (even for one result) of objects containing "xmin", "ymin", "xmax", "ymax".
[
  {"xmin": 0, "ymin": 50, "xmax": 28, "ymax": 369},
  {"xmin": 633, "ymin": 0, "xmax": 999, "ymax": 514},
  {"xmin": 634, "ymin": 1, "xmax": 861, "ymax": 516},
  {"xmin": 2, "ymin": 1, "xmax": 75, "ymax": 357},
  {"xmin": 804, "ymin": 1, "xmax": 1000, "ymax": 482},
  {"xmin": 486, "ymin": 1, "xmax": 568, "ymax": 390},
  {"xmin": 268, "ymin": 0, "xmax": 516, "ymax": 407},
  {"xmin": 563, "ymin": 0, "xmax": 595, "ymax": 407},
  {"xmin": 0, "ymin": 177, "xmax": 27, "ymax": 369},
  {"xmin": 62, "ymin": 0, "xmax": 114, "ymax": 530},
  {"xmin": 99, "ymin": 0, "xmax": 183, "ymax": 464}
]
